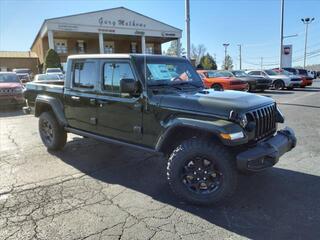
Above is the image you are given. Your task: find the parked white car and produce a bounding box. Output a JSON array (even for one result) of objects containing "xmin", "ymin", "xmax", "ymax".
[
  {"xmin": 246, "ymin": 69, "xmax": 297, "ymax": 90},
  {"xmin": 46, "ymin": 68, "xmax": 62, "ymax": 74},
  {"xmin": 45, "ymin": 68, "xmax": 64, "ymax": 79},
  {"xmin": 34, "ymin": 74, "xmax": 63, "ymax": 82}
]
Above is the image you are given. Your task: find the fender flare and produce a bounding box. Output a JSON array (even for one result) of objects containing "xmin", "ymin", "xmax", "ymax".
[
  {"xmin": 155, "ymin": 117, "xmax": 247, "ymax": 152},
  {"xmin": 35, "ymin": 95, "xmax": 67, "ymax": 127}
]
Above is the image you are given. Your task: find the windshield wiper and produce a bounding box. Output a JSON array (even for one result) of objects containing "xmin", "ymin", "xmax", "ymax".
[
  {"xmin": 171, "ymin": 81, "xmax": 202, "ymax": 88},
  {"xmin": 148, "ymin": 83, "xmax": 182, "ymax": 90}
]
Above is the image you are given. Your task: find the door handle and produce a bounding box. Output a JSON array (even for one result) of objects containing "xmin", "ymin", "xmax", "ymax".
[{"xmin": 71, "ymin": 96, "xmax": 80, "ymax": 101}]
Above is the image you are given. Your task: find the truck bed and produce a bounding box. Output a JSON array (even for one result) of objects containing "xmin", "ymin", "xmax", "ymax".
[{"xmin": 24, "ymin": 82, "xmax": 64, "ymax": 106}]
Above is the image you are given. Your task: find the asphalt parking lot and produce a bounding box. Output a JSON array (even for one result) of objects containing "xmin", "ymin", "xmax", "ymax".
[{"xmin": 1, "ymin": 81, "xmax": 320, "ymax": 240}]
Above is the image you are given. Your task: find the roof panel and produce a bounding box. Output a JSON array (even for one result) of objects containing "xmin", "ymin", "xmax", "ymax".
[{"xmin": 0, "ymin": 51, "xmax": 38, "ymax": 58}]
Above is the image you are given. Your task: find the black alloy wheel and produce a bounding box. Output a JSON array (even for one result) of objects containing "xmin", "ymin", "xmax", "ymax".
[{"xmin": 182, "ymin": 156, "xmax": 223, "ymax": 194}]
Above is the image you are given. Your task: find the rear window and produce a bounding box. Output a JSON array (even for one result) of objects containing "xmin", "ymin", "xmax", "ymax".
[
  {"xmin": 0, "ymin": 74, "xmax": 19, "ymax": 83},
  {"xmin": 298, "ymin": 69, "xmax": 308, "ymax": 75},
  {"xmin": 37, "ymin": 74, "xmax": 60, "ymax": 81},
  {"xmin": 47, "ymin": 68, "xmax": 61, "ymax": 73},
  {"xmin": 73, "ymin": 61, "xmax": 96, "ymax": 89}
]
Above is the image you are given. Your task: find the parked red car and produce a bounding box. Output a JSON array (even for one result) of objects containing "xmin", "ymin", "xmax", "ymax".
[
  {"xmin": 296, "ymin": 69, "xmax": 313, "ymax": 88},
  {"xmin": 0, "ymin": 72, "xmax": 25, "ymax": 108}
]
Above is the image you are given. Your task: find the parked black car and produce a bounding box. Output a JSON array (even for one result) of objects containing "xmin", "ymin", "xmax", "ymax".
[{"xmin": 231, "ymin": 70, "xmax": 272, "ymax": 91}]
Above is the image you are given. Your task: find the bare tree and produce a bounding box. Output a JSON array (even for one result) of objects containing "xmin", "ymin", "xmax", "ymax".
[
  {"xmin": 191, "ymin": 44, "xmax": 207, "ymax": 65},
  {"xmin": 164, "ymin": 40, "xmax": 186, "ymax": 56}
]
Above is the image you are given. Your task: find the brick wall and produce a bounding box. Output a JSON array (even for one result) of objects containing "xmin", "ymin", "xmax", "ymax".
[{"xmin": 0, "ymin": 58, "xmax": 40, "ymax": 74}]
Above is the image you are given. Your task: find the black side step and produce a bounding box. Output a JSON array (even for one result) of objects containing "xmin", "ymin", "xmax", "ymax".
[{"xmin": 65, "ymin": 127, "xmax": 162, "ymax": 155}]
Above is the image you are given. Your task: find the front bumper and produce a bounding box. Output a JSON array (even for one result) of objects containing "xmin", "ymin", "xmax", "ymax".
[
  {"xmin": 236, "ymin": 127, "xmax": 296, "ymax": 172},
  {"xmin": 0, "ymin": 95, "xmax": 25, "ymax": 105}
]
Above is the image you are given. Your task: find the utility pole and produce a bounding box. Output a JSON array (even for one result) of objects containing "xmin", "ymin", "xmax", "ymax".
[
  {"xmin": 301, "ymin": 17, "xmax": 315, "ymax": 68},
  {"xmin": 279, "ymin": 0, "xmax": 284, "ymax": 69},
  {"xmin": 238, "ymin": 44, "xmax": 242, "ymax": 70},
  {"xmin": 185, "ymin": 0, "xmax": 191, "ymax": 59},
  {"xmin": 260, "ymin": 57, "xmax": 263, "ymax": 70},
  {"xmin": 223, "ymin": 43, "xmax": 229, "ymax": 70}
]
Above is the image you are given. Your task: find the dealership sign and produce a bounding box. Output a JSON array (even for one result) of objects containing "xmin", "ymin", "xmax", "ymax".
[
  {"xmin": 282, "ymin": 45, "xmax": 293, "ymax": 68},
  {"xmin": 98, "ymin": 17, "xmax": 147, "ymax": 28}
]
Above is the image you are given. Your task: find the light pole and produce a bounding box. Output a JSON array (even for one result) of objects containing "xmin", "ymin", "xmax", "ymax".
[
  {"xmin": 279, "ymin": 0, "xmax": 284, "ymax": 69},
  {"xmin": 223, "ymin": 43, "xmax": 229, "ymax": 70},
  {"xmin": 301, "ymin": 17, "xmax": 315, "ymax": 68},
  {"xmin": 185, "ymin": 0, "xmax": 191, "ymax": 59},
  {"xmin": 238, "ymin": 44, "xmax": 242, "ymax": 70}
]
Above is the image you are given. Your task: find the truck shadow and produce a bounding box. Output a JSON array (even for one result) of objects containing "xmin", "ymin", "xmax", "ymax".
[{"xmin": 53, "ymin": 138, "xmax": 320, "ymax": 240}]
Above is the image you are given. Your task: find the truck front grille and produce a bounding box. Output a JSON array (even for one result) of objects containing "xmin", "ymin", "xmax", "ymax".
[
  {"xmin": 0, "ymin": 88, "xmax": 14, "ymax": 94},
  {"xmin": 247, "ymin": 104, "xmax": 276, "ymax": 141}
]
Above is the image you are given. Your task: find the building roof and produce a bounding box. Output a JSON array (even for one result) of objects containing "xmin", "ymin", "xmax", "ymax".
[
  {"xmin": 0, "ymin": 51, "xmax": 38, "ymax": 58},
  {"xmin": 31, "ymin": 6, "xmax": 182, "ymax": 49}
]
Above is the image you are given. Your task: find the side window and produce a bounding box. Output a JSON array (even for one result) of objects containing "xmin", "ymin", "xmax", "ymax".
[
  {"xmin": 103, "ymin": 62, "xmax": 135, "ymax": 93},
  {"xmin": 249, "ymin": 71, "xmax": 260, "ymax": 75},
  {"xmin": 73, "ymin": 61, "xmax": 96, "ymax": 89}
]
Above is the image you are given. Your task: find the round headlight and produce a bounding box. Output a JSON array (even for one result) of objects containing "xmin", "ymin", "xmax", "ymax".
[{"xmin": 239, "ymin": 114, "xmax": 248, "ymax": 128}]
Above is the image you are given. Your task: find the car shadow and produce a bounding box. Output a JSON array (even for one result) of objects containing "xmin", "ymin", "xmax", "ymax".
[
  {"xmin": 260, "ymin": 90, "xmax": 294, "ymax": 95},
  {"xmin": 52, "ymin": 137, "xmax": 320, "ymax": 239},
  {"xmin": 0, "ymin": 109, "xmax": 25, "ymax": 118},
  {"xmin": 293, "ymin": 88, "xmax": 320, "ymax": 92}
]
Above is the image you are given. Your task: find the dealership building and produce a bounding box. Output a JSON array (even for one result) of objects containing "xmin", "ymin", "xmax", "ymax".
[{"xmin": 30, "ymin": 7, "xmax": 182, "ymax": 67}]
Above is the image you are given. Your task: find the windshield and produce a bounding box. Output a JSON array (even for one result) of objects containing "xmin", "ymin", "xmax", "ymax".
[
  {"xmin": 142, "ymin": 59, "xmax": 202, "ymax": 87},
  {"xmin": 0, "ymin": 74, "xmax": 20, "ymax": 83},
  {"xmin": 265, "ymin": 70, "xmax": 278, "ymax": 76},
  {"xmin": 282, "ymin": 70, "xmax": 293, "ymax": 76},
  {"xmin": 206, "ymin": 71, "xmax": 223, "ymax": 78},
  {"xmin": 14, "ymin": 69, "xmax": 30, "ymax": 74},
  {"xmin": 232, "ymin": 71, "xmax": 248, "ymax": 77},
  {"xmin": 47, "ymin": 68, "xmax": 61, "ymax": 73},
  {"xmin": 217, "ymin": 71, "xmax": 234, "ymax": 77},
  {"xmin": 36, "ymin": 74, "xmax": 60, "ymax": 81}
]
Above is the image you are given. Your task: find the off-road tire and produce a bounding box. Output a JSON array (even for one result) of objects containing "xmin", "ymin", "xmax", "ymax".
[
  {"xmin": 167, "ymin": 138, "xmax": 238, "ymax": 205},
  {"xmin": 39, "ymin": 111, "xmax": 67, "ymax": 151}
]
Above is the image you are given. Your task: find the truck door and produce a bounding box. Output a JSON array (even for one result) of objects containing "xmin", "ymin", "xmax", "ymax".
[
  {"xmin": 64, "ymin": 60, "xmax": 100, "ymax": 134},
  {"xmin": 95, "ymin": 60, "xmax": 143, "ymax": 143}
]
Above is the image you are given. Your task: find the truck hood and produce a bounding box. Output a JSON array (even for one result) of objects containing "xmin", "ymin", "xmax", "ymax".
[
  {"xmin": 159, "ymin": 89, "xmax": 274, "ymax": 118},
  {"xmin": 0, "ymin": 82, "xmax": 22, "ymax": 89}
]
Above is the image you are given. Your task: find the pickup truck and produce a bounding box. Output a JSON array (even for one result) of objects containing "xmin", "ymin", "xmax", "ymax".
[{"xmin": 24, "ymin": 54, "xmax": 297, "ymax": 205}]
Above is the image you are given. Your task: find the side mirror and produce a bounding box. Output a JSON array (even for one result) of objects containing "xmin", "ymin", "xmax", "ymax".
[{"xmin": 120, "ymin": 78, "xmax": 137, "ymax": 94}]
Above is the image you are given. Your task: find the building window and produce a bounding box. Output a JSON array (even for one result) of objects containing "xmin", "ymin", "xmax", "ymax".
[
  {"xmin": 73, "ymin": 61, "xmax": 96, "ymax": 89},
  {"xmin": 103, "ymin": 62, "xmax": 135, "ymax": 94},
  {"xmin": 54, "ymin": 39, "xmax": 68, "ymax": 54},
  {"xmin": 77, "ymin": 40, "xmax": 86, "ymax": 54},
  {"xmin": 146, "ymin": 43, "xmax": 154, "ymax": 54},
  {"xmin": 104, "ymin": 41, "xmax": 114, "ymax": 53},
  {"xmin": 131, "ymin": 42, "xmax": 137, "ymax": 53}
]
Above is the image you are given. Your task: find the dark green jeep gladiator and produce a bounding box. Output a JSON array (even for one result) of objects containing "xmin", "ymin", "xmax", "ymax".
[{"xmin": 24, "ymin": 54, "xmax": 296, "ymax": 205}]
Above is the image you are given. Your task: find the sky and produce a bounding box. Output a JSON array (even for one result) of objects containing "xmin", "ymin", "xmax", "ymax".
[{"xmin": 0, "ymin": 0, "xmax": 319, "ymax": 69}]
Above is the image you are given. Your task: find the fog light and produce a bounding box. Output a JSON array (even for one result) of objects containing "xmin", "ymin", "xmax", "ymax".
[{"xmin": 220, "ymin": 132, "xmax": 244, "ymax": 140}]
